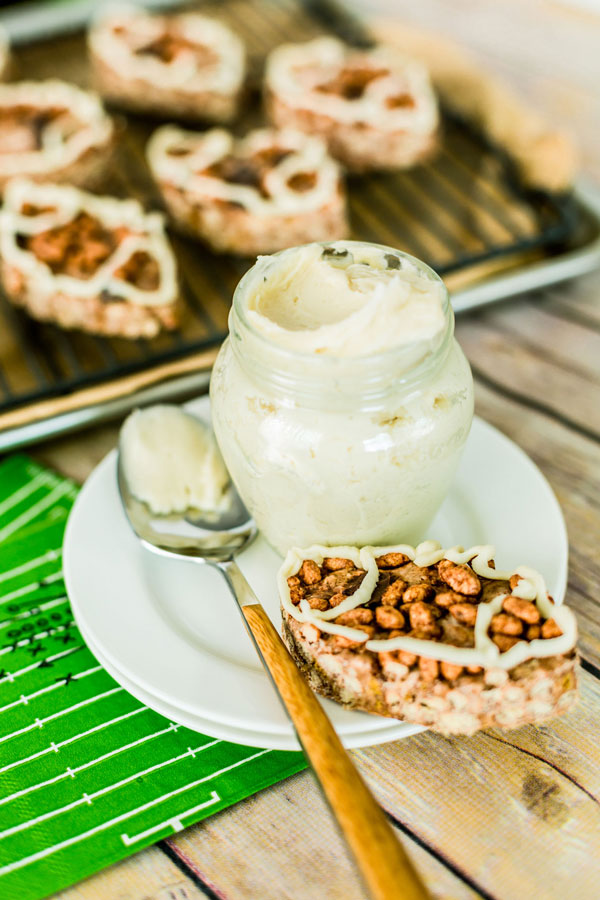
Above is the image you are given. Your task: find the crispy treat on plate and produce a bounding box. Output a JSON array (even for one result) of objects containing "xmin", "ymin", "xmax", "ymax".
[
  {"xmin": 88, "ymin": 9, "xmax": 245, "ymax": 122},
  {"xmin": 279, "ymin": 541, "xmax": 578, "ymax": 735},
  {"xmin": 0, "ymin": 179, "xmax": 179, "ymax": 339},
  {"xmin": 147, "ymin": 125, "xmax": 347, "ymax": 255},
  {"xmin": 265, "ymin": 37, "xmax": 438, "ymax": 172},
  {"xmin": 0, "ymin": 80, "xmax": 113, "ymax": 193}
]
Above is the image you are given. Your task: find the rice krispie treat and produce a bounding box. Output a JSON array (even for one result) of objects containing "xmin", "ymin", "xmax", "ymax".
[
  {"xmin": 265, "ymin": 37, "xmax": 439, "ymax": 172},
  {"xmin": 88, "ymin": 9, "xmax": 245, "ymax": 123},
  {"xmin": 0, "ymin": 180, "xmax": 179, "ymax": 339},
  {"xmin": 0, "ymin": 80, "xmax": 113, "ymax": 193},
  {"xmin": 147, "ymin": 125, "xmax": 347, "ymax": 255},
  {"xmin": 279, "ymin": 541, "xmax": 578, "ymax": 735}
]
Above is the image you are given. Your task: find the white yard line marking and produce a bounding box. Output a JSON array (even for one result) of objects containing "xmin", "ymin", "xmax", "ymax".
[
  {"xmin": 0, "ymin": 738, "xmax": 224, "ymax": 839},
  {"xmin": 0, "ymin": 686, "xmax": 123, "ymax": 745},
  {"xmin": 0, "ymin": 549, "xmax": 62, "ymax": 585},
  {"xmin": 0, "ymin": 570, "xmax": 64, "ymax": 607},
  {"xmin": 0, "ymin": 482, "xmax": 73, "ymax": 543},
  {"xmin": 0, "ymin": 749, "xmax": 270, "ymax": 874},
  {"xmin": 48, "ymin": 505, "xmax": 71, "ymax": 521},
  {"xmin": 0, "ymin": 665, "xmax": 102, "ymax": 714},
  {"xmin": 0, "ymin": 721, "xmax": 180, "ymax": 805},
  {"xmin": 0, "ymin": 472, "xmax": 49, "ymax": 517},
  {"xmin": 0, "ymin": 583, "xmax": 40, "ymax": 607},
  {"xmin": 0, "ymin": 706, "xmax": 146, "ymax": 773},
  {"xmin": 0, "ymin": 645, "xmax": 84, "ymax": 685},
  {"xmin": 0, "ymin": 620, "xmax": 73, "ymax": 657},
  {"xmin": 121, "ymin": 792, "xmax": 221, "ymax": 845}
]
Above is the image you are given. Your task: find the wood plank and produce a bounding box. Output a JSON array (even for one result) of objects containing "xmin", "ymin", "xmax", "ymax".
[
  {"xmin": 53, "ymin": 844, "xmax": 204, "ymax": 900},
  {"xmin": 542, "ymin": 274, "xmax": 600, "ymax": 330},
  {"xmin": 354, "ymin": 670, "xmax": 600, "ymax": 900},
  {"xmin": 456, "ymin": 314, "xmax": 600, "ymax": 438},
  {"xmin": 470, "ymin": 377, "xmax": 600, "ymax": 665},
  {"xmin": 168, "ymin": 674, "xmax": 600, "ymax": 900},
  {"xmin": 482, "ymin": 300, "xmax": 600, "ymax": 379},
  {"xmin": 168, "ymin": 771, "xmax": 483, "ymax": 900}
]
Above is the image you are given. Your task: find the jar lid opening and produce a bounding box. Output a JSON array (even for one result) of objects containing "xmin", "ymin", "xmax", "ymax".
[{"xmin": 229, "ymin": 241, "xmax": 454, "ymax": 403}]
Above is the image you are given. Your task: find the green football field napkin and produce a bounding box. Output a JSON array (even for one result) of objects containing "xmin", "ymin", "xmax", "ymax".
[{"xmin": 0, "ymin": 455, "xmax": 305, "ymax": 900}]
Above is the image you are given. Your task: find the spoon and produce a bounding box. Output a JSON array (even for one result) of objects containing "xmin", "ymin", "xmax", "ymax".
[{"xmin": 117, "ymin": 412, "xmax": 431, "ymax": 900}]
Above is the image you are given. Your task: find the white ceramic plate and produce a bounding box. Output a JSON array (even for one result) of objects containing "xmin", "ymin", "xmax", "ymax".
[
  {"xmin": 78, "ymin": 617, "xmax": 422, "ymax": 750},
  {"xmin": 64, "ymin": 400, "xmax": 568, "ymax": 751}
]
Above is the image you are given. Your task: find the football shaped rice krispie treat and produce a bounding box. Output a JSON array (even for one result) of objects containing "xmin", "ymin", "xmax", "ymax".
[
  {"xmin": 0, "ymin": 179, "xmax": 179, "ymax": 339},
  {"xmin": 147, "ymin": 125, "xmax": 347, "ymax": 255},
  {"xmin": 0, "ymin": 80, "xmax": 113, "ymax": 193},
  {"xmin": 265, "ymin": 37, "xmax": 439, "ymax": 172},
  {"xmin": 279, "ymin": 541, "xmax": 578, "ymax": 735},
  {"xmin": 89, "ymin": 9, "xmax": 245, "ymax": 123}
]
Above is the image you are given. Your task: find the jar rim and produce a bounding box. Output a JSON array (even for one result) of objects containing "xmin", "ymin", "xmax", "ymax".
[{"xmin": 231, "ymin": 239, "xmax": 451, "ymax": 367}]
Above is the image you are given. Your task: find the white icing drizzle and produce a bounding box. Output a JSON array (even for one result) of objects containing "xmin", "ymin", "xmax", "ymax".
[
  {"xmin": 0, "ymin": 180, "xmax": 178, "ymax": 308},
  {"xmin": 146, "ymin": 125, "xmax": 342, "ymax": 218},
  {"xmin": 0, "ymin": 80, "xmax": 113, "ymax": 176},
  {"xmin": 279, "ymin": 541, "xmax": 577, "ymax": 670},
  {"xmin": 266, "ymin": 37, "xmax": 438, "ymax": 134},
  {"xmin": 89, "ymin": 8, "xmax": 245, "ymax": 95}
]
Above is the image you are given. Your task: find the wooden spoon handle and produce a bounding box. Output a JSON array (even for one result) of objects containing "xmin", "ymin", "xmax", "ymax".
[{"xmin": 241, "ymin": 601, "xmax": 431, "ymax": 900}]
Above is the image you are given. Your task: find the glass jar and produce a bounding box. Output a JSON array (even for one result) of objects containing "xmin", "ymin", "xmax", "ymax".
[{"xmin": 210, "ymin": 242, "xmax": 474, "ymax": 556}]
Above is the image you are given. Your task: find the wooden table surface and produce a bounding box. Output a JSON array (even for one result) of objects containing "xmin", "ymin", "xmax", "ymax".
[{"xmin": 18, "ymin": 1, "xmax": 600, "ymax": 898}]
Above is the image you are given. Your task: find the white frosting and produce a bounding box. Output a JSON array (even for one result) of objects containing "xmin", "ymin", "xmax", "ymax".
[
  {"xmin": 120, "ymin": 405, "xmax": 229, "ymax": 515},
  {"xmin": 0, "ymin": 80, "xmax": 113, "ymax": 176},
  {"xmin": 89, "ymin": 8, "xmax": 245, "ymax": 95},
  {"xmin": 210, "ymin": 241, "xmax": 472, "ymax": 553},
  {"xmin": 279, "ymin": 542, "xmax": 577, "ymax": 670},
  {"xmin": 0, "ymin": 180, "xmax": 177, "ymax": 308},
  {"xmin": 243, "ymin": 243, "xmax": 446, "ymax": 357},
  {"xmin": 147, "ymin": 125, "xmax": 342, "ymax": 218},
  {"xmin": 266, "ymin": 37, "xmax": 438, "ymax": 134}
]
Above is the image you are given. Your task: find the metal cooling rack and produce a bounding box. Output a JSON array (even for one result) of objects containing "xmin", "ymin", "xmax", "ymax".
[{"xmin": 0, "ymin": 0, "xmax": 595, "ymax": 450}]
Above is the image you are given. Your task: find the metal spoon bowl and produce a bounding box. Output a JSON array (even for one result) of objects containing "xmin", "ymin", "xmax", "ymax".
[{"xmin": 117, "ymin": 448, "xmax": 256, "ymax": 561}]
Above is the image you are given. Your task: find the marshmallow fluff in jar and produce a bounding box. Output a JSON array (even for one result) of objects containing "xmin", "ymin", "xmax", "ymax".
[{"xmin": 210, "ymin": 241, "xmax": 474, "ymax": 555}]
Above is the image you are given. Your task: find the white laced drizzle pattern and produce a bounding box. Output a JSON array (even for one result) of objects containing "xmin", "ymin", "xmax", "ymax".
[
  {"xmin": 0, "ymin": 179, "xmax": 178, "ymax": 308},
  {"xmin": 89, "ymin": 10, "xmax": 245, "ymax": 95},
  {"xmin": 147, "ymin": 125, "xmax": 342, "ymax": 218},
  {"xmin": 0, "ymin": 80, "xmax": 113, "ymax": 177},
  {"xmin": 266, "ymin": 37, "xmax": 438, "ymax": 134},
  {"xmin": 279, "ymin": 541, "xmax": 577, "ymax": 671}
]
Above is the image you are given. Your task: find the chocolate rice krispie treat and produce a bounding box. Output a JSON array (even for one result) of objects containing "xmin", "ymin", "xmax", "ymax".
[
  {"xmin": 147, "ymin": 125, "xmax": 347, "ymax": 255},
  {"xmin": 0, "ymin": 180, "xmax": 179, "ymax": 338},
  {"xmin": 265, "ymin": 37, "xmax": 439, "ymax": 172},
  {"xmin": 89, "ymin": 9, "xmax": 245, "ymax": 123},
  {"xmin": 0, "ymin": 80, "xmax": 113, "ymax": 193},
  {"xmin": 279, "ymin": 541, "xmax": 578, "ymax": 735}
]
